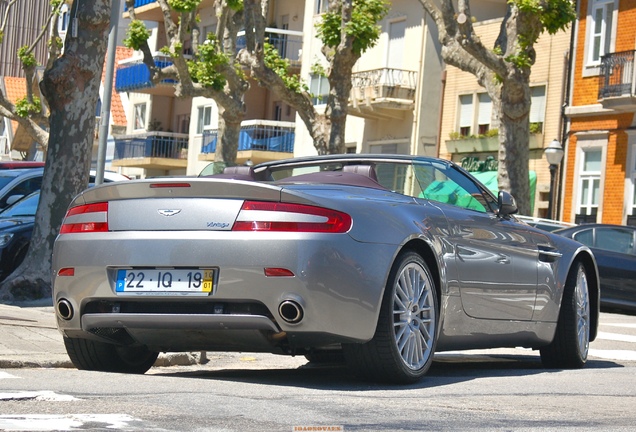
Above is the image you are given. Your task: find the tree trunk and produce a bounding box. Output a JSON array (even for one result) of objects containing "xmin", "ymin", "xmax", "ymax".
[
  {"xmin": 497, "ymin": 78, "xmax": 531, "ymax": 216},
  {"xmin": 326, "ymin": 60, "xmax": 355, "ymax": 155},
  {"xmin": 215, "ymin": 107, "xmax": 243, "ymax": 165},
  {"xmin": 0, "ymin": 0, "xmax": 110, "ymax": 302}
]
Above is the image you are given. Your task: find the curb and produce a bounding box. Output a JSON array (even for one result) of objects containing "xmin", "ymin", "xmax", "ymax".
[{"xmin": 0, "ymin": 352, "xmax": 207, "ymax": 369}]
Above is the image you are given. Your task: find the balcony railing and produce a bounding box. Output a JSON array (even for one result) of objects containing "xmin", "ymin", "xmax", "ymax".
[
  {"xmin": 599, "ymin": 50, "xmax": 636, "ymax": 99},
  {"xmin": 237, "ymin": 28, "xmax": 303, "ymax": 64},
  {"xmin": 351, "ymin": 68, "xmax": 417, "ymax": 97},
  {"xmin": 348, "ymin": 68, "xmax": 417, "ymax": 119},
  {"xmin": 201, "ymin": 120, "xmax": 295, "ymax": 154},
  {"xmin": 114, "ymin": 132, "xmax": 188, "ymax": 161},
  {"xmin": 115, "ymin": 55, "xmax": 176, "ymax": 93}
]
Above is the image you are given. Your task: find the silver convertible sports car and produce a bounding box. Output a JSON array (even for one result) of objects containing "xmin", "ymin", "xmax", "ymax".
[{"xmin": 52, "ymin": 155, "xmax": 600, "ymax": 383}]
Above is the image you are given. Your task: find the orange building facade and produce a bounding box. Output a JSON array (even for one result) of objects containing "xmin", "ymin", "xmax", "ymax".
[{"xmin": 563, "ymin": 0, "xmax": 636, "ymax": 225}]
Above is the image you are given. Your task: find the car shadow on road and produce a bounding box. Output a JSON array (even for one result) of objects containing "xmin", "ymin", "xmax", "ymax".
[{"xmin": 151, "ymin": 354, "xmax": 621, "ymax": 391}]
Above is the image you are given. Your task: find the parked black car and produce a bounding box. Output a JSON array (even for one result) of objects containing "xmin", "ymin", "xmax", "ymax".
[
  {"xmin": 555, "ymin": 224, "xmax": 636, "ymax": 313},
  {"xmin": 0, "ymin": 191, "xmax": 38, "ymax": 281}
]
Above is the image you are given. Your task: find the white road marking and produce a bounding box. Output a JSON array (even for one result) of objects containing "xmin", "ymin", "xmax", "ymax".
[
  {"xmin": 602, "ymin": 323, "xmax": 636, "ymax": 329},
  {"xmin": 0, "ymin": 391, "xmax": 78, "ymax": 401},
  {"xmin": 596, "ymin": 331, "xmax": 636, "ymax": 344},
  {"xmin": 588, "ymin": 349, "xmax": 636, "ymax": 361},
  {"xmin": 0, "ymin": 371, "xmax": 20, "ymax": 379},
  {"xmin": 0, "ymin": 414, "xmax": 140, "ymax": 431}
]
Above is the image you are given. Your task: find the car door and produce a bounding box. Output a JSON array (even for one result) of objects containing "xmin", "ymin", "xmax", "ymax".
[
  {"xmin": 575, "ymin": 226, "xmax": 636, "ymax": 307},
  {"xmin": 417, "ymin": 164, "xmax": 541, "ymax": 321}
]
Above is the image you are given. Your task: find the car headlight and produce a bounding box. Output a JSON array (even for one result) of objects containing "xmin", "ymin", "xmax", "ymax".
[{"xmin": 0, "ymin": 233, "xmax": 14, "ymax": 247}]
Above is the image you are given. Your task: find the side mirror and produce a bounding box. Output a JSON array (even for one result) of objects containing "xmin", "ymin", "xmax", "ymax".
[
  {"xmin": 5, "ymin": 194, "xmax": 24, "ymax": 207},
  {"xmin": 497, "ymin": 191, "xmax": 518, "ymax": 217}
]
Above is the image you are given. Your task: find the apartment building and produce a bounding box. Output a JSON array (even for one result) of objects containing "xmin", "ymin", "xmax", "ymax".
[
  {"xmin": 114, "ymin": 0, "xmax": 302, "ymax": 177},
  {"xmin": 438, "ymin": 16, "xmax": 571, "ymax": 218},
  {"xmin": 563, "ymin": 0, "xmax": 636, "ymax": 226}
]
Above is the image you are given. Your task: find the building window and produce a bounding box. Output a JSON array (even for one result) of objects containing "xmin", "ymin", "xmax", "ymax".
[
  {"xmin": 576, "ymin": 148, "xmax": 602, "ymax": 223},
  {"xmin": 177, "ymin": 114, "xmax": 190, "ymax": 134},
  {"xmin": 200, "ymin": 24, "xmax": 217, "ymax": 44},
  {"xmin": 274, "ymin": 102, "xmax": 282, "ymax": 121},
  {"xmin": 196, "ymin": 105, "xmax": 214, "ymax": 134},
  {"xmin": 477, "ymin": 93, "xmax": 492, "ymax": 135},
  {"xmin": 458, "ymin": 94, "xmax": 473, "ymax": 137},
  {"xmin": 310, "ymin": 74, "xmax": 329, "ymax": 105},
  {"xmin": 315, "ymin": 0, "xmax": 329, "ymax": 14},
  {"xmin": 95, "ymin": 98, "xmax": 102, "ymax": 117},
  {"xmin": 530, "ymin": 85, "xmax": 546, "ymax": 131},
  {"xmin": 133, "ymin": 103, "xmax": 146, "ymax": 130},
  {"xmin": 586, "ymin": 0, "xmax": 617, "ymax": 67},
  {"xmin": 628, "ymin": 143, "xmax": 636, "ymax": 226},
  {"xmin": 457, "ymin": 93, "xmax": 491, "ymax": 137},
  {"xmin": 58, "ymin": 4, "xmax": 70, "ymax": 33},
  {"xmin": 387, "ymin": 19, "xmax": 406, "ymax": 69}
]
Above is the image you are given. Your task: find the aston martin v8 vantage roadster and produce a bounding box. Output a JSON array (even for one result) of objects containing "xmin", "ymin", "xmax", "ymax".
[{"xmin": 52, "ymin": 155, "xmax": 599, "ymax": 383}]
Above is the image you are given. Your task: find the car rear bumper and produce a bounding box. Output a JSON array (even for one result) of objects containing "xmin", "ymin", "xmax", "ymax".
[{"xmin": 52, "ymin": 231, "xmax": 399, "ymax": 351}]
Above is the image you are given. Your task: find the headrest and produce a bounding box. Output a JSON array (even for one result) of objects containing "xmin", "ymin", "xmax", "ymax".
[{"xmin": 342, "ymin": 164, "xmax": 379, "ymax": 182}]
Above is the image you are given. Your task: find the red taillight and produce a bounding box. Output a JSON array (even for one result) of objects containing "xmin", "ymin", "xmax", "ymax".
[
  {"xmin": 59, "ymin": 202, "xmax": 109, "ymax": 234},
  {"xmin": 233, "ymin": 201, "xmax": 352, "ymax": 233}
]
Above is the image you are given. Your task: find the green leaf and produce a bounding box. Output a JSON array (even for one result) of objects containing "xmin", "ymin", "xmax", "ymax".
[
  {"xmin": 123, "ymin": 20, "xmax": 151, "ymax": 50},
  {"xmin": 316, "ymin": 0, "xmax": 389, "ymax": 56}
]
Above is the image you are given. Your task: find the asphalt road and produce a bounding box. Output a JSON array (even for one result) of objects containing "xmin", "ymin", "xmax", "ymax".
[{"xmin": 1, "ymin": 311, "xmax": 635, "ymax": 431}]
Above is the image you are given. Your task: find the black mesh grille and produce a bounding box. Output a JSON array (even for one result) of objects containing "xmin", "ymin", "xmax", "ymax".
[
  {"xmin": 87, "ymin": 327, "xmax": 136, "ymax": 345},
  {"xmin": 83, "ymin": 300, "xmax": 274, "ymax": 319}
]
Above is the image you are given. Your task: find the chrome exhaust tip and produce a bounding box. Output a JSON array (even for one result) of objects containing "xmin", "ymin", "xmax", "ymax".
[
  {"xmin": 56, "ymin": 299, "xmax": 74, "ymax": 320},
  {"xmin": 278, "ymin": 300, "xmax": 304, "ymax": 324}
]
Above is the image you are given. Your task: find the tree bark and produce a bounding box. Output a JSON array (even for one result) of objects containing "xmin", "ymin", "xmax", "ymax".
[
  {"xmin": 0, "ymin": 0, "xmax": 110, "ymax": 302},
  {"xmin": 215, "ymin": 107, "xmax": 242, "ymax": 164}
]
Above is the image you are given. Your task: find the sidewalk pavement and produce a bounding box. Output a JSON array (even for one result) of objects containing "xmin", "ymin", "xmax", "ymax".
[
  {"xmin": 0, "ymin": 301, "xmax": 206, "ymax": 369},
  {"xmin": 0, "ymin": 301, "xmax": 72, "ymax": 369}
]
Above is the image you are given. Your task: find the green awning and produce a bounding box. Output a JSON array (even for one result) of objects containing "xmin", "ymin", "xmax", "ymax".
[{"xmin": 471, "ymin": 171, "xmax": 536, "ymax": 214}]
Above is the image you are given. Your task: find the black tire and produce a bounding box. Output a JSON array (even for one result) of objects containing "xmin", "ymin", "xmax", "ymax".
[
  {"xmin": 343, "ymin": 252, "xmax": 439, "ymax": 384},
  {"xmin": 63, "ymin": 337, "xmax": 158, "ymax": 374},
  {"xmin": 540, "ymin": 262, "xmax": 590, "ymax": 369}
]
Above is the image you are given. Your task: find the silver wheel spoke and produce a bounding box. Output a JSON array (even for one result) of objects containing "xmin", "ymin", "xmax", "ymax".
[
  {"xmin": 392, "ymin": 261, "xmax": 436, "ymax": 371},
  {"xmin": 575, "ymin": 268, "xmax": 590, "ymax": 358}
]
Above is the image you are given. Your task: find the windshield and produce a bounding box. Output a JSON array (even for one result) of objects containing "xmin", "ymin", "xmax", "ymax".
[
  {"xmin": 0, "ymin": 172, "xmax": 21, "ymax": 189},
  {"xmin": 0, "ymin": 191, "xmax": 39, "ymax": 217}
]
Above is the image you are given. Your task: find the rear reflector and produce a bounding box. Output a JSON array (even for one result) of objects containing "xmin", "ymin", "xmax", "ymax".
[
  {"xmin": 57, "ymin": 268, "xmax": 75, "ymax": 277},
  {"xmin": 264, "ymin": 268, "xmax": 295, "ymax": 277},
  {"xmin": 233, "ymin": 201, "xmax": 352, "ymax": 233},
  {"xmin": 60, "ymin": 202, "xmax": 109, "ymax": 234}
]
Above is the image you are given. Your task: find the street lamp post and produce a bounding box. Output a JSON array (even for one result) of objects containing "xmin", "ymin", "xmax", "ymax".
[{"xmin": 544, "ymin": 139, "xmax": 565, "ymax": 220}]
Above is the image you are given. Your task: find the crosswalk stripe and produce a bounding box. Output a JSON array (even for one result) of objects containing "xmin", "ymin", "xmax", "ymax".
[
  {"xmin": 0, "ymin": 371, "xmax": 19, "ymax": 379},
  {"xmin": 0, "ymin": 391, "xmax": 77, "ymax": 401},
  {"xmin": 602, "ymin": 323, "xmax": 636, "ymax": 329},
  {"xmin": 588, "ymin": 349, "xmax": 636, "ymax": 361},
  {"xmin": 0, "ymin": 414, "xmax": 141, "ymax": 431},
  {"xmin": 597, "ymin": 331, "xmax": 636, "ymax": 344}
]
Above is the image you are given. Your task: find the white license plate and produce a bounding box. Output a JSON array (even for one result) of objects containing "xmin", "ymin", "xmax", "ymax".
[{"xmin": 115, "ymin": 269, "xmax": 215, "ymax": 294}]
